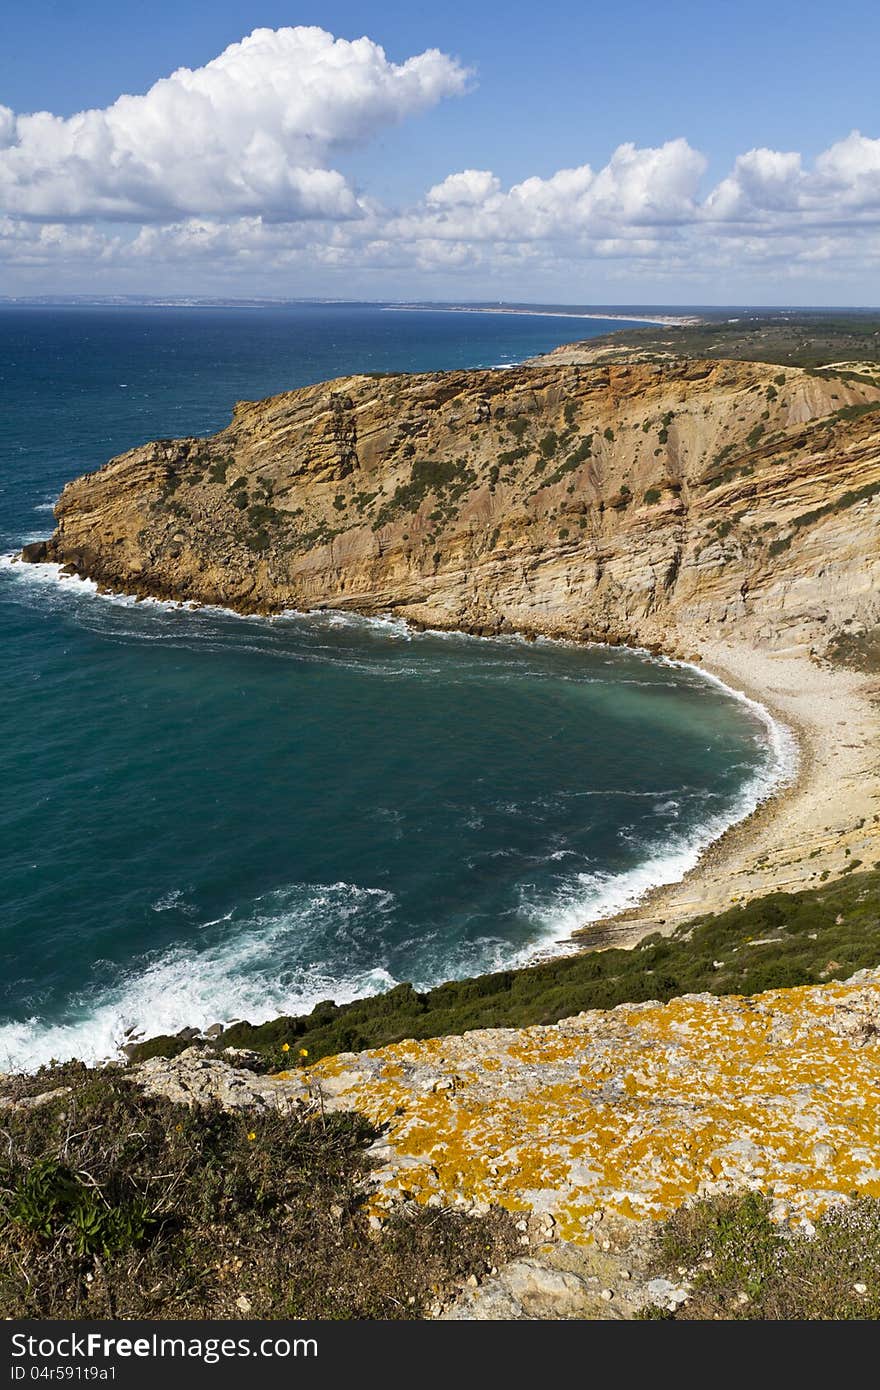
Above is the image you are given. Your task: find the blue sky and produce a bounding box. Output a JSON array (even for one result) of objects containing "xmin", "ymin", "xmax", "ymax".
[{"xmin": 2, "ymin": 2, "xmax": 880, "ymax": 302}]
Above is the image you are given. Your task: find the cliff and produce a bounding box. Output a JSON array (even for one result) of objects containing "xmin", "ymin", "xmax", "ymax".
[{"xmin": 23, "ymin": 352, "xmax": 880, "ymax": 658}]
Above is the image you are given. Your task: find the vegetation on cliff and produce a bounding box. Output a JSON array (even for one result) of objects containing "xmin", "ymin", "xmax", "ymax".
[
  {"xmin": 130, "ymin": 865, "xmax": 880, "ymax": 1066},
  {"xmin": 0, "ymin": 1069, "xmax": 516, "ymax": 1319},
  {"xmin": 646, "ymin": 1191, "xmax": 880, "ymax": 1320},
  {"xmin": 23, "ymin": 350, "xmax": 880, "ymax": 660},
  {"xmin": 563, "ymin": 308, "xmax": 880, "ymax": 372}
]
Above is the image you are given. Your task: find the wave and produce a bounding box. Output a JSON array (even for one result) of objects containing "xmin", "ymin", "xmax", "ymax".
[
  {"xmin": 0, "ymin": 882, "xmax": 399, "ymax": 1072},
  {"xmin": 2, "ymin": 543, "xmax": 797, "ymax": 1070},
  {"xmin": 518, "ymin": 686, "xmax": 796, "ymax": 954}
]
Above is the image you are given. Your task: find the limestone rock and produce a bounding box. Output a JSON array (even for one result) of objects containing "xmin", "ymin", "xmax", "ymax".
[
  {"xmin": 24, "ymin": 354, "xmax": 880, "ymax": 662},
  {"xmin": 136, "ymin": 1047, "xmax": 310, "ymax": 1112},
  {"xmin": 134, "ymin": 972, "xmax": 880, "ymax": 1252}
]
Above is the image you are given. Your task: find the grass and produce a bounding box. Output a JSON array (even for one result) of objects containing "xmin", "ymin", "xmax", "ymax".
[
  {"xmin": 646, "ymin": 1191, "xmax": 880, "ymax": 1319},
  {"xmin": 577, "ymin": 310, "xmax": 880, "ymax": 369},
  {"xmin": 130, "ymin": 864, "xmax": 880, "ymax": 1067},
  {"xmin": 0, "ymin": 1068, "xmax": 517, "ymax": 1320}
]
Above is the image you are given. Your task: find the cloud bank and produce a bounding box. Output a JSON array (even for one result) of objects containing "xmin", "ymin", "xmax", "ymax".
[{"xmin": 1, "ymin": 26, "xmax": 879, "ymax": 298}]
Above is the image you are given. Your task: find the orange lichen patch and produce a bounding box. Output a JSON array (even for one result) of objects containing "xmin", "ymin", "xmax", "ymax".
[{"xmin": 304, "ymin": 973, "xmax": 880, "ymax": 1241}]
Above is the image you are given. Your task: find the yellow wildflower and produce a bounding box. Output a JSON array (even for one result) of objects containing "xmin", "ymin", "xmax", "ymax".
[
  {"xmin": 299, "ymin": 1048, "xmax": 309, "ymax": 1058},
  {"xmin": 281, "ymin": 1042, "xmax": 290, "ymax": 1053},
  {"xmin": 247, "ymin": 1131, "xmax": 256, "ymax": 1142}
]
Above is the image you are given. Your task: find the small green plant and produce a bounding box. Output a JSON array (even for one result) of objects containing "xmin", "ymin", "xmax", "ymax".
[
  {"xmin": 6, "ymin": 1157, "xmax": 156, "ymax": 1257},
  {"xmin": 0, "ymin": 1073, "xmax": 517, "ymax": 1319},
  {"xmin": 745, "ymin": 422, "xmax": 766, "ymax": 448},
  {"xmin": 651, "ymin": 1192, "xmax": 880, "ymax": 1319}
]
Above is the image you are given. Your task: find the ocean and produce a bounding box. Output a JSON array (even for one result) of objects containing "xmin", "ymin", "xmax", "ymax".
[{"xmin": 0, "ymin": 304, "xmax": 791, "ymax": 1070}]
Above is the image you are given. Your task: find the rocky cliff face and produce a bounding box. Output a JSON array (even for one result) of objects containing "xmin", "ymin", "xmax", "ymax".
[{"xmin": 24, "ymin": 353, "xmax": 880, "ymax": 657}]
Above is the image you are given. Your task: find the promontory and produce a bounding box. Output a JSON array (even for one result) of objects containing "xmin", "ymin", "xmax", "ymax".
[{"xmin": 21, "ymin": 341, "xmax": 880, "ymax": 926}]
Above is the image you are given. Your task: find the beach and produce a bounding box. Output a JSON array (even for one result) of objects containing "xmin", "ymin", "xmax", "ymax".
[
  {"xmin": 579, "ymin": 639, "xmax": 880, "ymax": 947},
  {"xmin": 383, "ymin": 303, "xmax": 700, "ymax": 327}
]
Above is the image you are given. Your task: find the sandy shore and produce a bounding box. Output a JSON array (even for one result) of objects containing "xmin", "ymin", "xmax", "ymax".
[
  {"xmin": 575, "ymin": 639, "xmax": 880, "ymax": 948},
  {"xmin": 381, "ymin": 305, "xmax": 700, "ymax": 327}
]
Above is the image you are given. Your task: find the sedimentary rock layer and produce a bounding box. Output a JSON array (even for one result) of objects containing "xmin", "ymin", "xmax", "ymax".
[{"xmin": 24, "ymin": 353, "xmax": 880, "ymax": 657}]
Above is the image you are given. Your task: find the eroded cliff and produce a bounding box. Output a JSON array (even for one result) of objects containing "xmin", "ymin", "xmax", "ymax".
[{"xmin": 24, "ymin": 352, "xmax": 880, "ymax": 657}]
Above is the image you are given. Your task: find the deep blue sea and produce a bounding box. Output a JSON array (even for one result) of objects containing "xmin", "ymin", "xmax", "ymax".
[{"xmin": 0, "ymin": 304, "xmax": 790, "ymax": 1069}]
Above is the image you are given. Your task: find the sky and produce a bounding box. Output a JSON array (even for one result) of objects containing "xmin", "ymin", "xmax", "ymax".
[{"xmin": 2, "ymin": 0, "xmax": 880, "ymax": 303}]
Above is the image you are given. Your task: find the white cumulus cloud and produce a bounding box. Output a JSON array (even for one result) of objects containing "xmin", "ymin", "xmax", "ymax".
[
  {"xmin": 426, "ymin": 169, "xmax": 501, "ymax": 206},
  {"xmin": 2, "ymin": 27, "xmax": 880, "ymax": 301},
  {"xmin": 402, "ymin": 139, "xmax": 708, "ymax": 244},
  {"xmin": 0, "ymin": 26, "xmax": 470, "ymax": 222}
]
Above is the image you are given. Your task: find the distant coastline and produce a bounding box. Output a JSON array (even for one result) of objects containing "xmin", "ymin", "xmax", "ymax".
[
  {"xmin": 0, "ymin": 294, "xmax": 701, "ymax": 328},
  {"xmin": 382, "ymin": 304, "xmax": 701, "ymax": 328}
]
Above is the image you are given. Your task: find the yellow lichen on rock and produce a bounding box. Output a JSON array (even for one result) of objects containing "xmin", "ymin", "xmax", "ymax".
[{"xmin": 306, "ymin": 972, "xmax": 880, "ymax": 1241}]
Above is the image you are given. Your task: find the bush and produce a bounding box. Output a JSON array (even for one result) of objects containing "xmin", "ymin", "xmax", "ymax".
[
  {"xmin": 0, "ymin": 1071, "xmax": 516, "ymax": 1319},
  {"xmin": 650, "ymin": 1191, "xmax": 880, "ymax": 1319},
  {"xmin": 130, "ymin": 868, "xmax": 880, "ymax": 1069}
]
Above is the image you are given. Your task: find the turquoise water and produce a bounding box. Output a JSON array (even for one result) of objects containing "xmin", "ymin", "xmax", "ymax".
[{"xmin": 0, "ymin": 305, "xmax": 787, "ymax": 1069}]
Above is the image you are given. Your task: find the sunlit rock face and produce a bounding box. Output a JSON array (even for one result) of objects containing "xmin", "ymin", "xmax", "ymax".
[{"xmin": 28, "ymin": 352, "xmax": 880, "ymax": 657}]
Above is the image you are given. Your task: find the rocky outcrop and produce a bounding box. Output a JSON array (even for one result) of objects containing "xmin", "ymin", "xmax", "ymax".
[
  {"xmin": 23, "ymin": 353, "xmax": 880, "ymax": 658},
  {"xmin": 137, "ymin": 970, "xmax": 880, "ymax": 1242}
]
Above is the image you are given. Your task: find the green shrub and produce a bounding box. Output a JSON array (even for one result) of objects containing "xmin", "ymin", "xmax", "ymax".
[
  {"xmin": 651, "ymin": 1192, "xmax": 880, "ymax": 1319},
  {"xmin": 131, "ymin": 868, "xmax": 880, "ymax": 1070},
  {"xmin": 207, "ymin": 458, "xmax": 230, "ymax": 484},
  {"xmin": 371, "ymin": 457, "xmax": 474, "ymax": 529},
  {"xmin": 745, "ymin": 422, "xmax": 765, "ymax": 448},
  {"xmin": 0, "ymin": 1072, "xmax": 516, "ymax": 1319}
]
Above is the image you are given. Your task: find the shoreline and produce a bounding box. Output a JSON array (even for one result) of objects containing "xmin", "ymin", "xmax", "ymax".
[
  {"xmin": 574, "ymin": 638, "xmax": 880, "ymax": 949},
  {"xmin": 8, "ymin": 548, "xmax": 877, "ymax": 962},
  {"xmin": 3, "ymin": 549, "xmax": 880, "ymax": 1070},
  {"xmin": 381, "ymin": 304, "xmax": 701, "ymax": 328}
]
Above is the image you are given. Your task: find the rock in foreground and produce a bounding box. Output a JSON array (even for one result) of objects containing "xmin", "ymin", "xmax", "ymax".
[{"xmin": 138, "ymin": 970, "xmax": 880, "ymax": 1243}]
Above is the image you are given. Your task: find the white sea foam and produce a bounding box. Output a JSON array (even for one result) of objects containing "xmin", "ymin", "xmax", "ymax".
[
  {"xmin": 518, "ymin": 673, "xmax": 796, "ymax": 959},
  {"xmin": 0, "ymin": 882, "xmax": 399, "ymax": 1072},
  {"xmin": 1, "ymin": 550, "xmax": 98, "ymax": 596}
]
